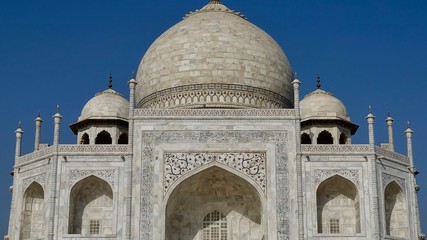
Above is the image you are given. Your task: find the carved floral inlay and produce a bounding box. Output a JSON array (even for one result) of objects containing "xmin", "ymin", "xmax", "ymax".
[
  {"xmin": 314, "ymin": 169, "xmax": 360, "ymax": 186},
  {"xmin": 140, "ymin": 130, "xmax": 289, "ymax": 240},
  {"xmin": 22, "ymin": 173, "xmax": 47, "ymax": 192},
  {"xmin": 164, "ymin": 152, "xmax": 266, "ymax": 192},
  {"xmin": 382, "ymin": 173, "xmax": 406, "ymax": 192},
  {"xmin": 69, "ymin": 170, "xmax": 115, "ymax": 187}
]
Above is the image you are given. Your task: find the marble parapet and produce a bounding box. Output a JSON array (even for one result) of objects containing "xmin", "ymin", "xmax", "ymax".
[{"xmin": 16, "ymin": 145, "xmax": 129, "ymax": 166}]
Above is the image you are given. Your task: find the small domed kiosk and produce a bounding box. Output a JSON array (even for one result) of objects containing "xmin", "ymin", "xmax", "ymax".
[
  {"xmin": 300, "ymin": 76, "xmax": 358, "ymax": 144},
  {"xmin": 70, "ymin": 75, "xmax": 129, "ymax": 144}
]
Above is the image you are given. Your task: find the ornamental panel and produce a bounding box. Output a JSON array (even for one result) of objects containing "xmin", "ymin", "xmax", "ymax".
[
  {"xmin": 140, "ymin": 130, "xmax": 289, "ymax": 240},
  {"xmin": 164, "ymin": 152, "xmax": 266, "ymax": 193},
  {"xmin": 69, "ymin": 170, "xmax": 116, "ymax": 187},
  {"xmin": 382, "ymin": 173, "xmax": 406, "ymax": 192},
  {"xmin": 22, "ymin": 173, "xmax": 47, "ymax": 192},
  {"xmin": 314, "ymin": 169, "xmax": 360, "ymax": 186}
]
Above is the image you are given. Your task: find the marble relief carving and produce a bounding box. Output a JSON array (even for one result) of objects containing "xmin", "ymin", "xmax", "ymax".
[
  {"xmin": 140, "ymin": 130, "xmax": 289, "ymax": 240},
  {"xmin": 22, "ymin": 173, "xmax": 47, "ymax": 192},
  {"xmin": 164, "ymin": 152, "xmax": 266, "ymax": 193},
  {"xmin": 138, "ymin": 84, "xmax": 291, "ymax": 109},
  {"xmin": 69, "ymin": 170, "xmax": 115, "ymax": 187},
  {"xmin": 314, "ymin": 169, "xmax": 360, "ymax": 186},
  {"xmin": 382, "ymin": 172, "xmax": 406, "ymax": 192}
]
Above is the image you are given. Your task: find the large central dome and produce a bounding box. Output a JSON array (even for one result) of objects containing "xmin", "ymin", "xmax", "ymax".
[{"xmin": 136, "ymin": 1, "xmax": 293, "ymax": 109}]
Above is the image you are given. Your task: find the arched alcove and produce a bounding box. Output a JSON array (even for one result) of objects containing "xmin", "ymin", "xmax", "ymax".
[
  {"xmin": 80, "ymin": 133, "xmax": 90, "ymax": 144},
  {"xmin": 301, "ymin": 133, "xmax": 312, "ymax": 144},
  {"xmin": 384, "ymin": 181, "xmax": 408, "ymax": 238},
  {"xmin": 339, "ymin": 133, "xmax": 348, "ymax": 144},
  {"xmin": 20, "ymin": 182, "xmax": 44, "ymax": 239},
  {"xmin": 317, "ymin": 130, "xmax": 333, "ymax": 144},
  {"xmin": 316, "ymin": 175, "xmax": 360, "ymax": 235},
  {"xmin": 95, "ymin": 130, "xmax": 112, "ymax": 144},
  {"xmin": 165, "ymin": 166, "xmax": 264, "ymax": 240},
  {"xmin": 118, "ymin": 133, "xmax": 128, "ymax": 144},
  {"xmin": 68, "ymin": 176, "xmax": 114, "ymax": 235}
]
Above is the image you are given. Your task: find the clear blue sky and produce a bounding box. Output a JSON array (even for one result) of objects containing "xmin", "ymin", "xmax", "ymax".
[{"xmin": 1, "ymin": 0, "xmax": 426, "ymax": 236}]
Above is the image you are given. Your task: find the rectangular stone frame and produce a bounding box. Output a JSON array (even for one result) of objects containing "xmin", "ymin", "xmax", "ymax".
[{"xmin": 138, "ymin": 130, "xmax": 290, "ymax": 240}]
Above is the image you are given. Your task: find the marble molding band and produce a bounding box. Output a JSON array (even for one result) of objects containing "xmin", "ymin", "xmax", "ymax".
[{"xmin": 137, "ymin": 84, "xmax": 292, "ymax": 109}]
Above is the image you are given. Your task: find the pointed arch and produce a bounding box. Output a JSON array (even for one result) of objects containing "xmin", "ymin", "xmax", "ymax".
[
  {"xmin": 301, "ymin": 133, "xmax": 312, "ymax": 144},
  {"xmin": 316, "ymin": 175, "xmax": 360, "ymax": 235},
  {"xmin": 68, "ymin": 176, "xmax": 114, "ymax": 235},
  {"xmin": 118, "ymin": 132, "xmax": 128, "ymax": 144},
  {"xmin": 165, "ymin": 165, "xmax": 265, "ymax": 240},
  {"xmin": 95, "ymin": 130, "xmax": 112, "ymax": 144},
  {"xmin": 20, "ymin": 182, "xmax": 44, "ymax": 239},
  {"xmin": 384, "ymin": 181, "xmax": 408, "ymax": 238},
  {"xmin": 80, "ymin": 133, "xmax": 90, "ymax": 144},
  {"xmin": 317, "ymin": 130, "xmax": 333, "ymax": 144}
]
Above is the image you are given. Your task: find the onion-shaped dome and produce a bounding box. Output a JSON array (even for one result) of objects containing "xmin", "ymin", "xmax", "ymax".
[
  {"xmin": 300, "ymin": 89, "xmax": 349, "ymax": 121},
  {"xmin": 300, "ymin": 88, "xmax": 358, "ymax": 134},
  {"xmin": 70, "ymin": 88, "xmax": 129, "ymax": 134},
  {"xmin": 79, "ymin": 89, "xmax": 129, "ymax": 121},
  {"xmin": 136, "ymin": 0, "xmax": 293, "ymax": 109}
]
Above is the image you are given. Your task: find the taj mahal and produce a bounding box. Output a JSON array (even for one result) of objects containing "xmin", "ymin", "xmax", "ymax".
[{"xmin": 5, "ymin": 1, "xmax": 424, "ymax": 239}]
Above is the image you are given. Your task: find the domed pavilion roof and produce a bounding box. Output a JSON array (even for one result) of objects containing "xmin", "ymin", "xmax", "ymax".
[
  {"xmin": 136, "ymin": 0, "xmax": 293, "ymax": 109},
  {"xmin": 70, "ymin": 86, "xmax": 129, "ymax": 134},
  {"xmin": 300, "ymin": 89, "xmax": 349, "ymax": 121},
  {"xmin": 78, "ymin": 88, "xmax": 129, "ymax": 122},
  {"xmin": 300, "ymin": 83, "xmax": 358, "ymax": 134}
]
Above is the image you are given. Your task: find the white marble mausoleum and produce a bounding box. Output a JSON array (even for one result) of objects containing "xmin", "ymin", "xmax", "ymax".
[{"xmin": 5, "ymin": 1, "xmax": 424, "ymax": 239}]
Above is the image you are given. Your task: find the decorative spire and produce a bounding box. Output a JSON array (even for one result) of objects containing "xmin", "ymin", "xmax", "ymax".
[
  {"xmin": 131, "ymin": 72, "xmax": 135, "ymax": 79},
  {"xmin": 18, "ymin": 121, "xmax": 22, "ymax": 129},
  {"xmin": 210, "ymin": 0, "xmax": 221, "ymax": 3},
  {"xmin": 108, "ymin": 72, "xmax": 113, "ymax": 89},
  {"xmin": 56, "ymin": 105, "xmax": 60, "ymax": 113},
  {"xmin": 316, "ymin": 74, "xmax": 321, "ymax": 89},
  {"xmin": 293, "ymin": 72, "xmax": 298, "ymax": 80}
]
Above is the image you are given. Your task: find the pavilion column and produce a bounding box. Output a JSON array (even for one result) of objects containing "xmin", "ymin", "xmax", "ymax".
[
  {"xmin": 34, "ymin": 113, "xmax": 43, "ymax": 151},
  {"xmin": 48, "ymin": 106, "xmax": 62, "ymax": 240},
  {"xmin": 386, "ymin": 114, "xmax": 394, "ymax": 151},
  {"xmin": 125, "ymin": 76, "xmax": 137, "ymax": 239},
  {"xmin": 366, "ymin": 109, "xmax": 381, "ymax": 239},
  {"xmin": 405, "ymin": 125, "xmax": 423, "ymax": 239},
  {"xmin": 292, "ymin": 78, "xmax": 304, "ymax": 240},
  {"xmin": 7, "ymin": 123, "xmax": 24, "ymax": 239}
]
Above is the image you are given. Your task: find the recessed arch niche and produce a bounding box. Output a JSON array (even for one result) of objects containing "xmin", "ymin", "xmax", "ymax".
[
  {"xmin": 384, "ymin": 181, "xmax": 408, "ymax": 238},
  {"xmin": 20, "ymin": 182, "xmax": 44, "ymax": 239},
  {"xmin": 316, "ymin": 175, "xmax": 361, "ymax": 235},
  {"xmin": 165, "ymin": 166, "xmax": 264, "ymax": 240},
  {"xmin": 68, "ymin": 175, "xmax": 114, "ymax": 235}
]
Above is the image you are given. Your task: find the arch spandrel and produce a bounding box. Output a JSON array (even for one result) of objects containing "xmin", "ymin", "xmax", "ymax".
[
  {"xmin": 68, "ymin": 170, "xmax": 116, "ymax": 189},
  {"xmin": 313, "ymin": 169, "xmax": 360, "ymax": 188},
  {"xmin": 163, "ymin": 152, "xmax": 266, "ymax": 195}
]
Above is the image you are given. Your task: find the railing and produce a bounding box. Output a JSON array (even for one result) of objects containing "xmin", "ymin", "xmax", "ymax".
[
  {"xmin": 58, "ymin": 145, "xmax": 128, "ymax": 154},
  {"xmin": 301, "ymin": 144, "xmax": 371, "ymax": 153},
  {"xmin": 375, "ymin": 146, "xmax": 408, "ymax": 163},
  {"xmin": 301, "ymin": 144, "xmax": 408, "ymax": 163},
  {"xmin": 16, "ymin": 145, "xmax": 129, "ymax": 165}
]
